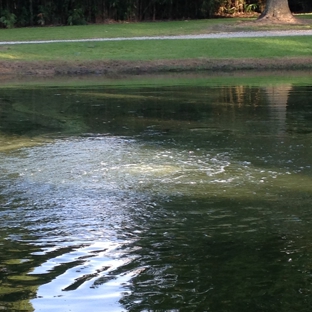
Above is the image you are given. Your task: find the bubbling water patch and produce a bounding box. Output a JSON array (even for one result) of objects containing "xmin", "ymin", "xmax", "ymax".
[{"xmin": 0, "ymin": 136, "xmax": 288, "ymax": 201}]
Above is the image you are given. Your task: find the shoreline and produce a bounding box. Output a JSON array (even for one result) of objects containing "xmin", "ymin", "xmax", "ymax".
[{"xmin": 0, "ymin": 57, "xmax": 312, "ymax": 78}]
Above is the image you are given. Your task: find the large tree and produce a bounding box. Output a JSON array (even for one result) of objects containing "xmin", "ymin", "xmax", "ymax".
[{"xmin": 258, "ymin": 0, "xmax": 298, "ymax": 23}]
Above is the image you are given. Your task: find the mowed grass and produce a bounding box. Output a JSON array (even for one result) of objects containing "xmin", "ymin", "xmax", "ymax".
[
  {"xmin": 0, "ymin": 36, "xmax": 311, "ymax": 62},
  {"xmin": 0, "ymin": 19, "xmax": 239, "ymax": 42},
  {"xmin": 0, "ymin": 15, "xmax": 310, "ymax": 42},
  {"xmin": 0, "ymin": 17, "xmax": 311, "ymax": 63}
]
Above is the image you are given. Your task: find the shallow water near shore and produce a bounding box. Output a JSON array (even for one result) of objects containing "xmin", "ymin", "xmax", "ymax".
[{"xmin": 1, "ymin": 73, "xmax": 312, "ymax": 311}]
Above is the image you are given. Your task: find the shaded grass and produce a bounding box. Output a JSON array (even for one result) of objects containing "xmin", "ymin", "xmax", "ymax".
[
  {"xmin": 0, "ymin": 36, "xmax": 311, "ymax": 62},
  {"xmin": 0, "ymin": 19, "xmax": 240, "ymax": 42},
  {"xmin": 0, "ymin": 16, "xmax": 311, "ymax": 43},
  {"xmin": 297, "ymin": 13, "xmax": 312, "ymax": 19}
]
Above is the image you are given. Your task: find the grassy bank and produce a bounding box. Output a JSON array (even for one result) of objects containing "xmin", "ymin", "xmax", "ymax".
[
  {"xmin": 0, "ymin": 17, "xmax": 311, "ymax": 76},
  {"xmin": 1, "ymin": 71, "xmax": 312, "ymax": 88}
]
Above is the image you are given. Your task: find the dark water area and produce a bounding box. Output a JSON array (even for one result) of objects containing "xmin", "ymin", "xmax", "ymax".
[{"xmin": 0, "ymin": 76, "xmax": 312, "ymax": 311}]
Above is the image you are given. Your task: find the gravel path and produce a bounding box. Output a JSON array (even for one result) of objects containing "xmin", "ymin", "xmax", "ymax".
[{"xmin": 0, "ymin": 29, "xmax": 312, "ymax": 45}]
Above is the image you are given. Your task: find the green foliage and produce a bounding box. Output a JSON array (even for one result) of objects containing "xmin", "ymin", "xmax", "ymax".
[
  {"xmin": 16, "ymin": 7, "xmax": 29, "ymax": 27},
  {"xmin": 0, "ymin": 0, "xmax": 310, "ymax": 27},
  {"xmin": 0, "ymin": 10, "xmax": 16, "ymax": 28},
  {"xmin": 67, "ymin": 8, "xmax": 87, "ymax": 26},
  {"xmin": 200, "ymin": 0, "xmax": 224, "ymax": 17},
  {"xmin": 244, "ymin": 3, "xmax": 258, "ymax": 13},
  {"xmin": 37, "ymin": 2, "xmax": 58, "ymax": 25},
  {"xmin": 0, "ymin": 0, "xmax": 265, "ymax": 27}
]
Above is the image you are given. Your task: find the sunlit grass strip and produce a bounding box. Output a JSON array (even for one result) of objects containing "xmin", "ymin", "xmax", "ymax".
[{"xmin": 0, "ymin": 36, "xmax": 311, "ymax": 62}]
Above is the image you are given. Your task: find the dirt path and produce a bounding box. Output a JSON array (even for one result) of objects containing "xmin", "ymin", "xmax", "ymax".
[{"xmin": 1, "ymin": 29, "xmax": 312, "ymax": 45}]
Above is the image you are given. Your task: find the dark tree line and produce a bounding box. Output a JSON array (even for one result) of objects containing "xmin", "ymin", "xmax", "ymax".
[{"xmin": 0, "ymin": 0, "xmax": 310, "ymax": 28}]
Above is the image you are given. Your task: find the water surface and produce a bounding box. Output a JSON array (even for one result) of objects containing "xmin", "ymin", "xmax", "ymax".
[{"xmin": 0, "ymin": 76, "xmax": 312, "ymax": 311}]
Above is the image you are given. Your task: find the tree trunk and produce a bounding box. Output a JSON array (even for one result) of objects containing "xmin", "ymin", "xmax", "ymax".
[
  {"xmin": 258, "ymin": 0, "xmax": 298, "ymax": 23},
  {"xmin": 29, "ymin": 0, "xmax": 33, "ymax": 26}
]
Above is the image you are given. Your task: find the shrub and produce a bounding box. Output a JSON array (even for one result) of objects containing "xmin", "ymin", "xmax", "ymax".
[
  {"xmin": 67, "ymin": 8, "xmax": 87, "ymax": 26},
  {"xmin": 0, "ymin": 10, "xmax": 16, "ymax": 28}
]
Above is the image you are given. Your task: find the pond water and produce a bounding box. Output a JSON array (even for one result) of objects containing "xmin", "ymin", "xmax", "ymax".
[{"xmin": 0, "ymin": 74, "xmax": 312, "ymax": 312}]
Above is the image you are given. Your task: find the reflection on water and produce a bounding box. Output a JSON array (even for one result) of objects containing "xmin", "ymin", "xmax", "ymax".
[{"xmin": 0, "ymin": 78, "xmax": 312, "ymax": 311}]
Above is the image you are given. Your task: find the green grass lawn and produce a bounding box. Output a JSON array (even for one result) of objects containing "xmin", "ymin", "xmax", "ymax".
[
  {"xmin": 0, "ymin": 15, "xmax": 311, "ymax": 43},
  {"xmin": 0, "ymin": 19, "xmax": 238, "ymax": 42},
  {"xmin": 0, "ymin": 36, "xmax": 311, "ymax": 62},
  {"xmin": 0, "ymin": 17, "xmax": 311, "ymax": 64}
]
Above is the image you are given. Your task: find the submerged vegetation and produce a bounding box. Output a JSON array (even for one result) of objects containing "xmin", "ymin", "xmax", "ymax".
[{"xmin": 0, "ymin": 73, "xmax": 312, "ymax": 141}]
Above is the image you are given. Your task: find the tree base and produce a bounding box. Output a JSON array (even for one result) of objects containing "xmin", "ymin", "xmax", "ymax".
[
  {"xmin": 257, "ymin": 0, "xmax": 302, "ymax": 24},
  {"xmin": 257, "ymin": 14, "xmax": 301, "ymax": 24}
]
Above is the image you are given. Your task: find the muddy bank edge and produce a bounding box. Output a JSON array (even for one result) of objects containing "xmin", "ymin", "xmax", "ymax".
[{"xmin": 0, "ymin": 57, "xmax": 312, "ymax": 78}]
